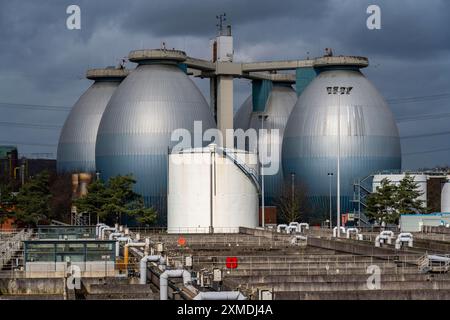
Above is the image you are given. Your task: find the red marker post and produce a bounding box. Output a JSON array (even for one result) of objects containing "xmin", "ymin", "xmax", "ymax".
[{"xmin": 226, "ymin": 257, "xmax": 238, "ymax": 269}]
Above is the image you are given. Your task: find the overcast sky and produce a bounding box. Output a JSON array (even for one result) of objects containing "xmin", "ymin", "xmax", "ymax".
[{"xmin": 0, "ymin": 0, "xmax": 449, "ymax": 169}]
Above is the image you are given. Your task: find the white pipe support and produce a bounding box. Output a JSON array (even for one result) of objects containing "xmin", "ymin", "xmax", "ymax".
[{"xmin": 140, "ymin": 255, "xmax": 167, "ymax": 285}]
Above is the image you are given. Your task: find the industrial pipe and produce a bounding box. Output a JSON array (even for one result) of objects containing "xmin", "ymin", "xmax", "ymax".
[
  {"xmin": 109, "ymin": 232, "xmax": 123, "ymax": 240},
  {"xmin": 333, "ymin": 226, "xmax": 346, "ymax": 237},
  {"xmin": 380, "ymin": 230, "xmax": 394, "ymax": 239},
  {"xmin": 298, "ymin": 223, "xmax": 309, "ymax": 233},
  {"xmin": 98, "ymin": 225, "xmax": 106, "ymax": 239},
  {"xmin": 288, "ymin": 222, "xmax": 300, "ymax": 229},
  {"xmin": 380, "ymin": 231, "xmax": 394, "ymax": 244},
  {"xmin": 159, "ymin": 269, "xmax": 191, "ymax": 300},
  {"xmin": 140, "ymin": 255, "xmax": 166, "ymax": 285},
  {"xmin": 286, "ymin": 225, "xmax": 298, "ymax": 234},
  {"xmin": 98, "ymin": 225, "xmax": 111, "ymax": 239},
  {"xmin": 277, "ymin": 224, "xmax": 288, "ymax": 233},
  {"xmin": 101, "ymin": 227, "xmax": 117, "ymax": 240},
  {"xmin": 193, "ymin": 291, "xmax": 247, "ymax": 300},
  {"xmin": 395, "ymin": 233, "xmax": 413, "ymax": 249},
  {"xmin": 96, "ymin": 223, "xmax": 106, "ymax": 237},
  {"xmin": 346, "ymin": 228, "xmax": 359, "ymax": 239},
  {"xmin": 375, "ymin": 235, "xmax": 387, "ymax": 247},
  {"xmin": 124, "ymin": 238, "xmax": 151, "ymax": 266},
  {"xmin": 115, "ymin": 236, "xmax": 132, "ymax": 257}
]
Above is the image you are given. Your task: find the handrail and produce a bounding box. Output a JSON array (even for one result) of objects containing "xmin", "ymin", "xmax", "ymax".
[{"xmin": 219, "ymin": 147, "xmax": 261, "ymax": 193}]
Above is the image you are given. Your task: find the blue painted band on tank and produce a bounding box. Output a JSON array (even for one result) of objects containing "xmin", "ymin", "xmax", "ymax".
[
  {"xmin": 177, "ymin": 63, "xmax": 188, "ymax": 74},
  {"xmin": 295, "ymin": 67, "xmax": 316, "ymax": 97},
  {"xmin": 252, "ymin": 80, "xmax": 273, "ymax": 112}
]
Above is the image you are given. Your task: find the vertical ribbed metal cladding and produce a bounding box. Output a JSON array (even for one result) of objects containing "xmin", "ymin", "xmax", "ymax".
[
  {"xmin": 57, "ymin": 73, "xmax": 126, "ymax": 173},
  {"xmin": 282, "ymin": 68, "xmax": 401, "ymax": 217},
  {"xmin": 234, "ymin": 83, "xmax": 298, "ymax": 205},
  {"xmin": 95, "ymin": 62, "xmax": 216, "ymax": 225}
]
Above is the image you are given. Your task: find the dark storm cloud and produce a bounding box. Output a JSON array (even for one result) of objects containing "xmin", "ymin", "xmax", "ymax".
[
  {"xmin": 0, "ymin": 0, "xmax": 449, "ymax": 168},
  {"xmin": 120, "ymin": 0, "xmax": 332, "ymax": 38}
]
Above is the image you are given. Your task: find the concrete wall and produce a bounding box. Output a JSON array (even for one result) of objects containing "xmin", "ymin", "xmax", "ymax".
[
  {"xmin": 0, "ymin": 278, "xmax": 64, "ymax": 295},
  {"xmin": 25, "ymin": 261, "xmax": 115, "ymax": 278},
  {"xmin": 274, "ymin": 289, "xmax": 450, "ymax": 300}
]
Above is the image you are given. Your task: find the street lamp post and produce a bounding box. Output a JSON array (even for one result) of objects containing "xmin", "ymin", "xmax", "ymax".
[
  {"xmin": 291, "ymin": 172, "xmax": 295, "ymax": 201},
  {"xmin": 327, "ymin": 86, "xmax": 352, "ymax": 237},
  {"xmin": 259, "ymin": 114, "xmax": 268, "ymax": 228},
  {"xmin": 337, "ymin": 92, "xmax": 341, "ymax": 237},
  {"xmin": 327, "ymin": 172, "xmax": 333, "ymax": 229}
]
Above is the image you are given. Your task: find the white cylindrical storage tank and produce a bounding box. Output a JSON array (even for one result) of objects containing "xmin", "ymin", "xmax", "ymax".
[
  {"xmin": 168, "ymin": 144, "xmax": 259, "ymax": 233},
  {"xmin": 373, "ymin": 174, "xmax": 427, "ymax": 207},
  {"xmin": 441, "ymin": 176, "xmax": 450, "ymax": 212}
]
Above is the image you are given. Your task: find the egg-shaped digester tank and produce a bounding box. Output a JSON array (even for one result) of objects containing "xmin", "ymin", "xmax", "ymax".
[
  {"xmin": 57, "ymin": 68, "xmax": 128, "ymax": 173},
  {"xmin": 234, "ymin": 82, "xmax": 297, "ymax": 204},
  {"xmin": 282, "ymin": 58, "xmax": 401, "ymax": 217},
  {"xmin": 95, "ymin": 49, "xmax": 216, "ymax": 224}
]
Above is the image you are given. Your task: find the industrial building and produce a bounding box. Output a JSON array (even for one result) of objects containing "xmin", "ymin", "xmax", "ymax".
[
  {"xmin": 1, "ymin": 18, "xmax": 441, "ymax": 302},
  {"xmin": 400, "ymin": 213, "xmax": 450, "ymax": 232},
  {"xmin": 55, "ymin": 20, "xmax": 390, "ymax": 229}
]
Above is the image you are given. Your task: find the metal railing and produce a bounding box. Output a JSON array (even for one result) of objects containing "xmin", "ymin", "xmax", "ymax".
[
  {"xmin": 190, "ymin": 254, "xmax": 422, "ymax": 276},
  {"xmin": 1, "ymin": 229, "xmax": 32, "ymax": 270}
]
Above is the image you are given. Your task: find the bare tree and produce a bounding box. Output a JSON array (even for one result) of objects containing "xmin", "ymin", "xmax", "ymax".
[{"xmin": 274, "ymin": 180, "xmax": 308, "ymax": 224}]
